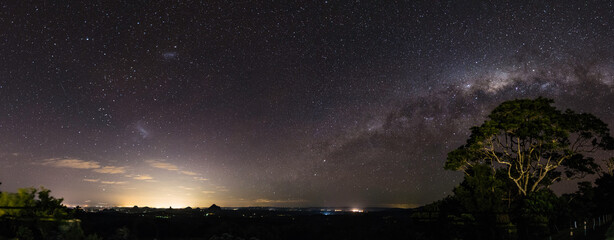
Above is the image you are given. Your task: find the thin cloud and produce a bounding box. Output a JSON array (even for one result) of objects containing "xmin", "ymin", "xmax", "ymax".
[
  {"xmin": 100, "ymin": 181, "xmax": 127, "ymax": 185},
  {"xmin": 215, "ymin": 186, "xmax": 229, "ymax": 192},
  {"xmin": 193, "ymin": 177, "xmax": 209, "ymax": 181},
  {"xmin": 146, "ymin": 160, "xmax": 179, "ymax": 171},
  {"xmin": 83, "ymin": 178, "xmax": 100, "ymax": 182},
  {"xmin": 202, "ymin": 190, "xmax": 216, "ymax": 194},
  {"xmin": 132, "ymin": 174, "xmax": 153, "ymax": 180},
  {"xmin": 42, "ymin": 158, "xmax": 100, "ymax": 169},
  {"xmin": 93, "ymin": 166, "xmax": 126, "ymax": 174},
  {"xmin": 181, "ymin": 171, "xmax": 198, "ymax": 176}
]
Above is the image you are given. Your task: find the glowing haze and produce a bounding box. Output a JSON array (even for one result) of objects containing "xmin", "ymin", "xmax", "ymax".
[{"xmin": 1, "ymin": 2, "xmax": 613, "ymax": 208}]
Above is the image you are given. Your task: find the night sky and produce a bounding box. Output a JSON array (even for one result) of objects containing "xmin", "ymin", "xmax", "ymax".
[{"xmin": 1, "ymin": 1, "xmax": 613, "ymax": 208}]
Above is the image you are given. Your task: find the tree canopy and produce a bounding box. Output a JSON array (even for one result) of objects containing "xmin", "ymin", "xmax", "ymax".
[
  {"xmin": 0, "ymin": 187, "xmax": 67, "ymax": 218},
  {"xmin": 445, "ymin": 97, "xmax": 614, "ymax": 196}
]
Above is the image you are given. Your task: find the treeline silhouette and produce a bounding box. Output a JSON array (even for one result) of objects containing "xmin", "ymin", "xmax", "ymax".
[
  {"xmin": 0, "ymin": 185, "xmax": 96, "ymax": 239},
  {"xmin": 411, "ymin": 173, "xmax": 614, "ymax": 239}
]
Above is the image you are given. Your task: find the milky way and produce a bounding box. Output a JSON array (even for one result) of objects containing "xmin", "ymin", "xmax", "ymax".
[{"xmin": 0, "ymin": 1, "xmax": 613, "ymax": 208}]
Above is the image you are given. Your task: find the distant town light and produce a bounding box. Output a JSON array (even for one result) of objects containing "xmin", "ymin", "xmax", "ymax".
[{"xmin": 351, "ymin": 208, "xmax": 364, "ymax": 213}]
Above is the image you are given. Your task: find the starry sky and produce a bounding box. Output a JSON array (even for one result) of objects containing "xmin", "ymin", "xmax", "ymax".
[{"xmin": 1, "ymin": 1, "xmax": 613, "ymax": 208}]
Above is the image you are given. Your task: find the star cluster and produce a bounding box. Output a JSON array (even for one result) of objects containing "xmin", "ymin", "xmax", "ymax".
[{"xmin": 1, "ymin": 1, "xmax": 613, "ymax": 208}]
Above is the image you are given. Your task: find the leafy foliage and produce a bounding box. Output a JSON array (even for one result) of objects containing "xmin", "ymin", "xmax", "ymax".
[
  {"xmin": 0, "ymin": 187, "xmax": 67, "ymax": 218},
  {"xmin": 438, "ymin": 98, "xmax": 614, "ymax": 239},
  {"xmin": 453, "ymin": 164, "xmax": 507, "ymax": 214},
  {"xmin": 0, "ymin": 188, "xmax": 37, "ymax": 216},
  {"xmin": 445, "ymin": 97, "xmax": 613, "ymax": 196},
  {"xmin": 35, "ymin": 187, "xmax": 68, "ymax": 218}
]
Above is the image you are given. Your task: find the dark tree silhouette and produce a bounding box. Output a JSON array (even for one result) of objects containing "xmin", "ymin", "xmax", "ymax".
[
  {"xmin": 35, "ymin": 187, "xmax": 67, "ymax": 218},
  {"xmin": 594, "ymin": 168, "xmax": 614, "ymax": 214}
]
